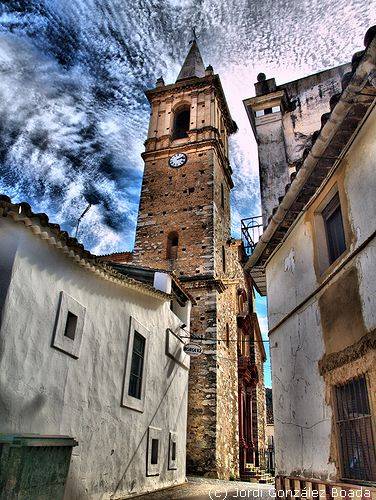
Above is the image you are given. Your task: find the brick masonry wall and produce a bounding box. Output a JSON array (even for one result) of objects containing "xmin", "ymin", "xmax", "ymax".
[
  {"xmin": 133, "ymin": 148, "xmax": 215, "ymax": 276},
  {"xmin": 132, "ymin": 76, "xmax": 254, "ymax": 479},
  {"xmin": 216, "ymin": 284, "xmax": 240, "ymax": 478},
  {"xmin": 185, "ymin": 283, "xmax": 218, "ymax": 476},
  {"xmin": 255, "ymin": 354, "xmax": 267, "ymax": 467}
]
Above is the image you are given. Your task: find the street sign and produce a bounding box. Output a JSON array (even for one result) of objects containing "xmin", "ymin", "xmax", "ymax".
[{"xmin": 183, "ymin": 343, "xmax": 203, "ymax": 356}]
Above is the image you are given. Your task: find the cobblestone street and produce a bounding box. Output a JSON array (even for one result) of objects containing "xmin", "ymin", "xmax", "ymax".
[{"xmin": 134, "ymin": 477, "xmax": 275, "ymax": 499}]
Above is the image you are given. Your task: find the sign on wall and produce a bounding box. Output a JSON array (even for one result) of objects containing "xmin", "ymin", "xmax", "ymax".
[{"xmin": 183, "ymin": 343, "xmax": 203, "ymax": 356}]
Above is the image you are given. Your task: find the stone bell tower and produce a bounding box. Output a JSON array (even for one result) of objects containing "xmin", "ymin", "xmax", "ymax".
[{"xmin": 133, "ymin": 40, "xmax": 239, "ymax": 478}]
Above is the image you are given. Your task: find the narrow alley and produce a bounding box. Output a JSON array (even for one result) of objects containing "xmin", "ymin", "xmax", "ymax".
[{"xmin": 135, "ymin": 477, "xmax": 274, "ymax": 500}]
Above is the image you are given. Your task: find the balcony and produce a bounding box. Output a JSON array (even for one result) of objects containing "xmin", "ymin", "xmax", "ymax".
[
  {"xmin": 238, "ymin": 356, "xmax": 259, "ymax": 383},
  {"xmin": 241, "ymin": 216, "xmax": 263, "ymax": 256}
]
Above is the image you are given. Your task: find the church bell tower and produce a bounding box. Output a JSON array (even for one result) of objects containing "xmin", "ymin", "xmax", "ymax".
[{"xmin": 133, "ymin": 39, "xmax": 239, "ymax": 478}]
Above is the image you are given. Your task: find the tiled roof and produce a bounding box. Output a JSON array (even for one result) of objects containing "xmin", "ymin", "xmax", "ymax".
[
  {"xmin": 99, "ymin": 251, "xmax": 133, "ymax": 263},
  {"xmin": 103, "ymin": 261, "xmax": 196, "ymax": 305},
  {"xmin": 0, "ymin": 194, "xmax": 169, "ymax": 301},
  {"xmin": 176, "ymin": 40, "xmax": 206, "ymax": 81}
]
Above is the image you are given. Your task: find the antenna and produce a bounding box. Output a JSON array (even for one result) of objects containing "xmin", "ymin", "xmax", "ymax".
[
  {"xmin": 189, "ymin": 26, "xmax": 198, "ymax": 44},
  {"xmin": 75, "ymin": 203, "xmax": 92, "ymax": 239}
]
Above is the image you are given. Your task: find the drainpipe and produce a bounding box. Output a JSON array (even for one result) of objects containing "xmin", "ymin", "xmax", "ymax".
[{"xmin": 245, "ymin": 36, "xmax": 376, "ymax": 272}]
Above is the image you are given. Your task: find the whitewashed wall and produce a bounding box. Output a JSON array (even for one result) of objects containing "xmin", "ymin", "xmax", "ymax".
[
  {"xmin": 266, "ymin": 105, "xmax": 376, "ymax": 479},
  {"xmin": 0, "ymin": 219, "xmax": 190, "ymax": 499}
]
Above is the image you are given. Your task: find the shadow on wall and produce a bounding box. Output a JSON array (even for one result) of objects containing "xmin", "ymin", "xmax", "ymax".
[
  {"xmin": 110, "ymin": 356, "xmax": 189, "ymax": 499},
  {"xmin": 0, "ymin": 384, "xmax": 47, "ymax": 431}
]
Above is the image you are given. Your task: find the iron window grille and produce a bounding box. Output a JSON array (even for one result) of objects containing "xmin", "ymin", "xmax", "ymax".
[
  {"xmin": 334, "ymin": 375, "xmax": 376, "ymax": 483},
  {"xmin": 128, "ymin": 331, "xmax": 146, "ymax": 400}
]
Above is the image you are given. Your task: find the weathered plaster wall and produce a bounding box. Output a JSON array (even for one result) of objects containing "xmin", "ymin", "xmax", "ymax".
[
  {"xmin": 266, "ymin": 103, "xmax": 376, "ymax": 479},
  {"xmin": 281, "ymin": 64, "xmax": 350, "ymax": 165},
  {"xmin": 249, "ymin": 64, "xmax": 350, "ymax": 226},
  {"xmin": 256, "ymin": 114, "xmax": 290, "ymax": 227},
  {"xmin": 267, "ymin": 218, "xmax": 317, "ymax": 330},
  {"xmin": 269, "ymin": 304, "xmax": 335, "ymax": 479},
  {"xmin": 344, "ymin": 106, "xmax": 376, "ymax": 334},
  {"xmin": 0, "ymin": 220, "xmax": 189, "ymax": 500}
]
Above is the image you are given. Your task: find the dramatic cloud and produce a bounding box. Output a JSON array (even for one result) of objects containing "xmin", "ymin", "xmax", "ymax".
[{"xmin": 0, "ymin": 1, "xmax": 374, "ymax": 254}]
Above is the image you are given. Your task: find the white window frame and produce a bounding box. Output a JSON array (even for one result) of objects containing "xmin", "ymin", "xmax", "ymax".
[
  {"xmin": 168, "ymin": 431, "xmax": 178, "ymax": 470},
  {"xmin": 52, "ymin": 291, "xmax": 86, "ymax": 359},
  {"xmin": 147, "ymin": 426, "xmax": 162, "ymax": 476},
  {"xmin": 121, "ymin": 317, "xmax": 150, "ymax": 413}
]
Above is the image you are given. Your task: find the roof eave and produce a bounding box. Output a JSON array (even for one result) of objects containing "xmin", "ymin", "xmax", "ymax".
[
  {"xmin": 0, "ymin": 197, "xmax": 169, "ymax": 302},
  {"xmin": 245, "ymin": 34, "xmax": 376, "ymax": 277}
]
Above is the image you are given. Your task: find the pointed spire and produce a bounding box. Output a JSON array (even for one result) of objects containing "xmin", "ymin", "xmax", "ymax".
[{"xmin": 176, "ymin": 40, "xmax": 206, "ymax": 82}]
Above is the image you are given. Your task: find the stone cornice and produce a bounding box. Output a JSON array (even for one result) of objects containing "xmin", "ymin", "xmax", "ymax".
[
  {"xmin": 319, "ymin": 328, "xmax": 376, "ymax": 375},
  {"xmin": 179, "ymin": 274, "xmax": 227, "ymax": 293}
]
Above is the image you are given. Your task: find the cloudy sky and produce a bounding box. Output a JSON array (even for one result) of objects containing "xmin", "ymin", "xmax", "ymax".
[{"xmin": 0, "ymin": 0, "xmax": 375, "ymax": 386}]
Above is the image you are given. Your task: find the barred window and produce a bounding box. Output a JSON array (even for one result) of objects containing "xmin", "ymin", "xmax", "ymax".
[{"xmin": 334, "ymin": 375, "xmax": 376, "ymax": 483}]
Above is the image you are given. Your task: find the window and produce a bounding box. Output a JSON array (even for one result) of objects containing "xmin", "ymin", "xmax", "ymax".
[
  {"xmin": 128, "ymin": 331, "xmax": 145, "ymax": 400},
  {"xmin": 222, "ymin": 246, "xmax": 226, "ymax": 273},
  {"xmin": 168, "ymin": 431, "xmax": 178, "ymax": 470},
  {"xmin": 237, "ymin": 289, "xmax": 247, "ymax": 315},
  {"xmin": 226, "ymin": 323, "xmax": 230, "ymax": 348},
  {"xmin": 172, "ymin": 106, "xmax": 190, "ymax": 139},
  {"xmin": 64, "ymin": 311, "xmax": 78, "ymax": 340},
  {"xmin": 147, "ymin": 427, "xmax": 162, "ymax": 476},
  {"xmin": 255, "ymin": 106, "xmax": 280, "ymax": 117},
  {"xmin": 151, "ymin": 439, "xmax": 159, "ymax": 465},
  {"xmin": 313, "ymin": 186, "xmax": 350, "ymax": 275},
  {"xmin": 122, "ymin": 317, "xmax": 150, "ymax": 412},
  {"xmin": 171, "ymin": 441, "xmax": 176, "ymax": 461},
  {"xmin": 221, "ymin": 183, "xmax": 225, "ymax": 208},
  {"xmin": 322, "ymin": 192, "xmax": 346, "ymax": 264},
  {"xmin": 167, "ymin": 232, "xmax": 179, "ymax": 260},
  {"xmin": 52, "ymin": 292, "xmax": 86, "ymax": 359},
  {"xmin": 334, "ymin": 376, "xmax": 376, "ymax": 482}
]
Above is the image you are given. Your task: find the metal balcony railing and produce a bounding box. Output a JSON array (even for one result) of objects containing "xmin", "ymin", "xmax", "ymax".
[{"xmin": 241, "ymin": 216, "xmax": 263, "ymax": 256}]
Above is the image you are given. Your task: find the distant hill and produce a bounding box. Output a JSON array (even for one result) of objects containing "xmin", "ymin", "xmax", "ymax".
[{"xmin": 266, "ymin": 388, "xmax": 273, "ymax": 424}]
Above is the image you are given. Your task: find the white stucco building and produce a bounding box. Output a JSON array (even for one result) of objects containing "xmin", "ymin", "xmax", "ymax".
[
  {"xmin": 0, "ymin": 195, "xmax": 192, "ymax": 499},
  {"xmin": 244, "ymin": 26, "xmax": 376, "ymax": 494}
]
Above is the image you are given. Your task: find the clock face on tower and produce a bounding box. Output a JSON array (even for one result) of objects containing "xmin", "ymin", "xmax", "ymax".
[{"xmin": 169, "ymin": 153, "xmax": 187, "ymax": 168}]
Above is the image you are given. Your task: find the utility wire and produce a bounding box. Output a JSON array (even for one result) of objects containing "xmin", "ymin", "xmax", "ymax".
[{"xmin": 175, "ymin": 324, "xmax": 270, "ymax": 343}]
